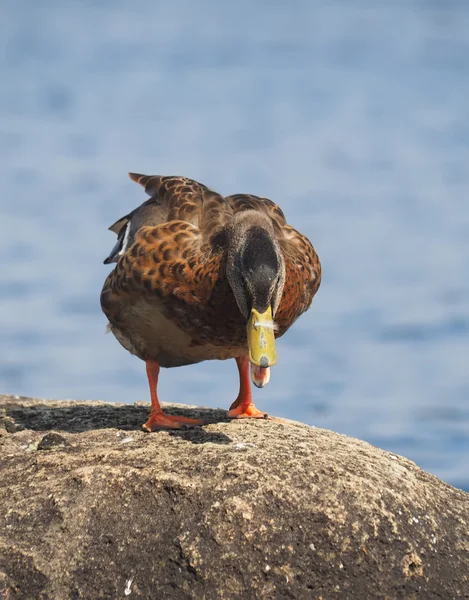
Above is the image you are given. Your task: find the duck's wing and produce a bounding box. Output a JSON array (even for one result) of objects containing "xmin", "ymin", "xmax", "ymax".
[
  {"xmin": 103, "ymin": 173, "xmax": 231, "ymax": 264},
  {"xmin": 101, "ymin": 175, "xmax": 240, "ymax": 344},
  {"xmin": 275, "ymin": 223, "xmax": 322, "ymax": 329}
]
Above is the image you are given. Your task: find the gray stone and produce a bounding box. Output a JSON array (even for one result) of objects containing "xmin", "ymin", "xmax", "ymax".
[{"xmin": 0, "ymin": 394, "xmax": 468, "ymax": 599}]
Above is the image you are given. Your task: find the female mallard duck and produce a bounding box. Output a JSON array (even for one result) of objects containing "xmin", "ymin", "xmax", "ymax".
[{"xmin": 101, "ymin": 174, "xmax": 321, "ymax": 431}]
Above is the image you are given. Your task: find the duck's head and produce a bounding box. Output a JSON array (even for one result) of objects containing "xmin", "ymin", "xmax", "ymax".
[{"xmin": 226, "ymin": 211, "xmax": 286, "ymax": 386}]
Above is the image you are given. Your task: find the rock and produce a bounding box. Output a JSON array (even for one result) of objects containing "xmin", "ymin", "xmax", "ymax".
[
  {"xmin": 0, "ymin": 413, "xmax": 25, "ymax": 433},
  {"xmin": 0, "ymin": 394, "xmax": 468, "ymax": 600},
  {"xmin": 37, "ymin": 432, "xmax": 69, "ymax": 451}
]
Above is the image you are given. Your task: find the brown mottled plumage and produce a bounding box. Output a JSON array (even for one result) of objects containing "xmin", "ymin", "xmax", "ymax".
[{"xmin": 101, "ymin": 174, "xmax": 321, "ymax": 430}]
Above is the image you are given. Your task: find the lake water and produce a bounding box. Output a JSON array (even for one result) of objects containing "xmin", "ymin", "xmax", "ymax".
[{"xmin": 1, "ymin": 1, "xmax": 468, "ymax": 490}]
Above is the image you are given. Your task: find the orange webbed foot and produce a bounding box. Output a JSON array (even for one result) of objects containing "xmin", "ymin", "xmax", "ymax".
[
  {"xmin": 228, "ymin": 357, "xmax": 271, "ymax": 419},
  {"xmin": 142, "ymin": 411, "xmax": 204, "ymax": 432},
  {"xmin": 227, "ymin": 403, "xmax": 270, "ymax": 420}
]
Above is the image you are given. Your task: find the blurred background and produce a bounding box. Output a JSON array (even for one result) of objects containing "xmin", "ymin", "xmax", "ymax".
[{"xmin": 1, "ymin": 1, "xmax": 468, "ymax": 489}]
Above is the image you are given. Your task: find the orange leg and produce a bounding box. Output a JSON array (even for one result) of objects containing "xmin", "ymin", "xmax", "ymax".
[
  {"xmin": 228, "ymin": 357, "xmax": 269, "ymax": 419},
  {"xmin": 142, "ymin": 360, "xmax": 203, "ymax": 431}
]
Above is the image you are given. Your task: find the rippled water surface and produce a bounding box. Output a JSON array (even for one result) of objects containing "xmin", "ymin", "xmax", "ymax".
[{"xmin": 1, "ymin": 1, "xmax": 468, "ymax": 489}]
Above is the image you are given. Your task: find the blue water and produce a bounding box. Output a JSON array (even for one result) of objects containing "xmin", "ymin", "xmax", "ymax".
[{"xmin": 1, "ymin": 1, "xmax": 468, "ymax": 490}]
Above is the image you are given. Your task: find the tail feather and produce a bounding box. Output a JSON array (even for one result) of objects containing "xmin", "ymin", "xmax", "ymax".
[{"xmin": 128, "ymin": 172, "xmax": 162, "ymax": 197}]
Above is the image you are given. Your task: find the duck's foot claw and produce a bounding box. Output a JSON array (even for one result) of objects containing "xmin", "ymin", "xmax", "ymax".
[
  {"xmin": 142, "ymin": 412, "xmax": 203, "ymax": 432},
  {"xmin": 227, "ymin": 403, "xmax": 270, "ymax": 419}
]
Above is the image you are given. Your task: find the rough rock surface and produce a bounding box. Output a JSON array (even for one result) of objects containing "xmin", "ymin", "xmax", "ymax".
[{"xmin": 0, "ymin": 394, "xmax": 468, "ymax": 600}]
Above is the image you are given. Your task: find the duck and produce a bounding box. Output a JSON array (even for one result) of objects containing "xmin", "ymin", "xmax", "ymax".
[{"xmin": 101, "ymin": 173, "xmax": 321, "ymax": 431}]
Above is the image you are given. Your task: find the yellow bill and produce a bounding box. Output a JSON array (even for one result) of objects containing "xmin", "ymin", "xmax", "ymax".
[{"xmin": 247, "ymin": 306, "xmax": 277, "ymax": 368}]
